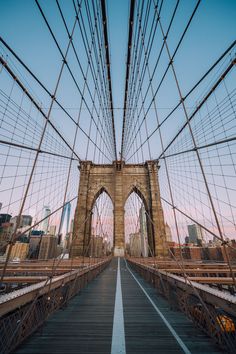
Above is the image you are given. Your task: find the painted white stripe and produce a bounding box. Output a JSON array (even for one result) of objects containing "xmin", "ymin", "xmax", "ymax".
[
  {"xmin": 111, "ymin": 257, "xmax": 126, "ymax": 354},
  {"xmin": 125, "ymin": 260, "xmax": 191, "ymax": 354}
]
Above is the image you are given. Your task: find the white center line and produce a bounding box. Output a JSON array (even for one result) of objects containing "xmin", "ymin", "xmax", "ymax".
[
  {"xmin": 125, "ymin": 260, "xmax": 191, "ymax": 354},
  {"xmin": 111, "ymin": 257, "xmax": 126, "ymax": 354}
]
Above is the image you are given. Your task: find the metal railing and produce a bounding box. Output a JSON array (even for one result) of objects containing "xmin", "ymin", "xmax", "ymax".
[
  {"xmin": 128, "ymin": 258, "xmax": 236, "ymax": 353},
  {"xmin": 0, "ymin": 257, "xmax": 111, "ymax": 354}
]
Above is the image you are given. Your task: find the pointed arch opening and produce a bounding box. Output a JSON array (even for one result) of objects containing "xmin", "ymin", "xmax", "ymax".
[
  {"xmin": 124, "ymin": 187, "xmax": 150, "ymax": 257},
  {"xmin": 90, "ymin": 188, "xmax": 113, "ymax": 257}
]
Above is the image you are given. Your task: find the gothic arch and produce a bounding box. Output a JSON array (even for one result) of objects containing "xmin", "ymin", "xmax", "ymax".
[
  {"xmin": 90, "ymin": 186, "xmax": 114, "ymax": 211},
  {"xmin": 124, "ymin": 185, "xmax": 149, "ymax": 212}
]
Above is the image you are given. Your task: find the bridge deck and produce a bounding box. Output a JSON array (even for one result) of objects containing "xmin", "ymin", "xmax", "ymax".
[{"xmin": 15, "ymin": 258, "xmax": 222, "ymax": 354}]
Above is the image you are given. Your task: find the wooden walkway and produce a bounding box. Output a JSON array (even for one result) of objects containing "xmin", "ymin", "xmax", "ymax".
[{"xmin": 15, "ymin": 258, "xmax": 223, "ymax": 354}]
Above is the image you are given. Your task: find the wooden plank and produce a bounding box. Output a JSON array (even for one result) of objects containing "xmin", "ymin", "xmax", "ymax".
[
  {"xmin": 122, "ymin": 259, "xmax": 223, "ymax": 354},
  {"xmin": 14, "ymin": 259, "xmax": 117, "ymax": 354}
]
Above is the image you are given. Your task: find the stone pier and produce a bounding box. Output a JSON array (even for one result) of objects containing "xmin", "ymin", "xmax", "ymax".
[{"xmin": 71, "ymin": 161, "xmax": 167, "ymax": 257}]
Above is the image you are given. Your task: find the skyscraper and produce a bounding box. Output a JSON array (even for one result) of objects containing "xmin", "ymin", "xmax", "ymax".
[
  {"xmin": 58, "ymin": 202, "xmax": 71, "ymax": 246},
  {"xmin": 139, "ymin": 205, "xmax": 148, "ymax": 257},
  {"xmin": 129, "ymin": 232, "xmax": 142, "ymax": 257},
  {"xmin": 165, "ymin": 223, "xmax": 172, "ymax": 242},
  {"xmin": 187, "ymin": 224, "xmax": 204, "ymax": 244},
  {"xmin": 41, "ymin": 206, "xmax": 51, "ymax": 233}
]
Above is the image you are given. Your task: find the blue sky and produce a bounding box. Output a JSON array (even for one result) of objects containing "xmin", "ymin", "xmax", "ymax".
[{"xmin": 0, "ymin": 0, "xmax": 235, "ymax": 156}]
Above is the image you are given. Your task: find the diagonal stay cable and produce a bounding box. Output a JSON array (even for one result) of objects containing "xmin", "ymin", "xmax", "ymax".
[{"xmin": 100, "ymin": 0, "xmax": 117, "ymax": 160}]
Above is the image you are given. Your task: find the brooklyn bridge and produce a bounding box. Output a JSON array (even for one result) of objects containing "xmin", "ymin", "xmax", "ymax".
[{"xmin": 0, "ymin": 0, "xmax": 236, "ymax": 353}]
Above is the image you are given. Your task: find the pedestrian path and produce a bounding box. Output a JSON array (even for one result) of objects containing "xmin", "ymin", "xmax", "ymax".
[{"xmin": 15, "ymin": 258, "xmax": 223, "ymax": 354}]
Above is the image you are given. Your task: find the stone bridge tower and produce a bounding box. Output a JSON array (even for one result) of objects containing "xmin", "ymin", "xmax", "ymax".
[{"xmin": 71, "ymin": 161, "xmax": 167, "ymax": 257}]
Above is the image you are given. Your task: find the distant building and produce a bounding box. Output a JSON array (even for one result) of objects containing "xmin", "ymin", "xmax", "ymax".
[
  {"xmin": 103, "ymin": 240, "xmax": 111, "ymax": 255},
  {"xmin": 41, "ymin": 206, "xmax": 51, "ymax": 233},
  {"xmin": 169, "ymin": 244, "xmax": 236, "ymax": 263},
  {"xmin": 29, "ymin": 231, "xmax": 44, "ymax": 258},
  {"xmin": 165, "ymin": 223, "xmax": 172, "ymax": 242},
  {"xmin": 0, "ymin": 203, "xmax": 2, "ymax": 211},
  {"xmin": 16, "ymin": 231, "xmax": 29, "ymax": 243},
  {"xmin": 139, "ymin": 206, "xmax": 148, "ymax": 257},
  {"xmin": 129, "ymin": 232, "xmax": 141, "ymax": 257},
  {"xmin": 187, "ymin": 224, "xmax": 204, "ymax": 244},
  {"xmin": 0, "ymin": 222, "xmax": 14, "ymax": 253},
  {"xmin": 58, "ymin": 202, "xmax": 71, "ymax": 246},
  {"xmin": 6, "ymin": 242, "xmax": 29, "ymax": 260},
  {"xmin": 49, "ymin": 225, "xmax": 56, "ymax": 236},
  {"xmin": 125, "ymin": 243, "xmax": 130, "ymax": 255},
  {"xmin": 231, "ymin": 239, "xmax": 236, "ymax": 248},
  {"xmin": 92, "ymin": 236, "xmax": 104, "ymax": 257},
  {"xmin": 11, "ymin": 215, "xmax": 32, "ymax": 229},
  {"xmin": 0, "ymin": 214, "xmax": 12, "ymax": 227},
  {"xmin": 38, "ymin": 235, "xmax": 57, "ymax": 259},
  {"xmin": 185, "ymin": 236, "xmax": 190, "ymax": 244},
  {"xmin": 90, "ymin": 235, "xmax": 111, "ymax": 257},
  {"xmin": 66, "ymin": 219, "xmax": 74, "ymax": 249},
  {"xmin": 212, "ymin": 235, "xmax": 221, "ymax": 246},
  {"xmin": 29, "ymin": 235, "xmax": 41, "ymax": 258},
  {"xmin": 31, "ymin": 230, "xmax": 44, "ymax": 236}
]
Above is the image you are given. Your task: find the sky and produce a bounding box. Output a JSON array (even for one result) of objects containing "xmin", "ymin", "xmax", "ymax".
[
  {"xmin": 0, "ymin": 0, "xmax": 235, "ymax": 154},
  {"xmin": 0, "ymin": 0, "xmax": 236, "ymax": 244}
]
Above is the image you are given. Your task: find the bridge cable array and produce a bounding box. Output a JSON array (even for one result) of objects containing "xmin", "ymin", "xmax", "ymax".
[{"xmin": 0, "ymin": 0, "xmax": 236, "ymax": 352}]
